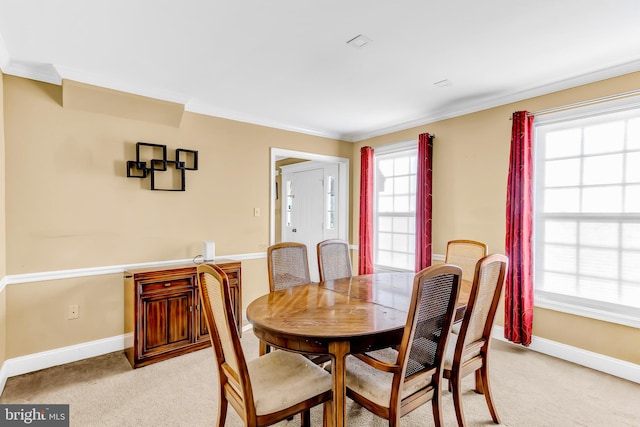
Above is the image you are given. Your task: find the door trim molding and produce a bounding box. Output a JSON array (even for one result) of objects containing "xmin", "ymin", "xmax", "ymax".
[{"xmin": 270, "ymin": 148, "xmax": 349, "ymax": 245}]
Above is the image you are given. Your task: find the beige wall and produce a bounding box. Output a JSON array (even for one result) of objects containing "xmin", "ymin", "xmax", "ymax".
[
  {"xmin": 1, "ymin": 71, "xmax": 6, "ymax": 365},
  {"xmin": 352, "ymin": 71, "xmax": 640, "ymax": 364},
  {"xmin": 2, "ymin": 71, "xmax": 639, "ymax": 365},
  {"xmin": 2, "ymin": 75, "xmax": 351, "ymax": 358}
]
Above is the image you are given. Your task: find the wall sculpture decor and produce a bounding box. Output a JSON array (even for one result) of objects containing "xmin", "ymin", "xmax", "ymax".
[{"xmin": 126, "ymin": 142, "xmax": 198, "ymax": 191}]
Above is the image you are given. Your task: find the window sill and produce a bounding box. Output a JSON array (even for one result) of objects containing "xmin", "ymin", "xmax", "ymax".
[{"xmin": 535, "ymin": 295, "xmax": 640, "ymax": 329}]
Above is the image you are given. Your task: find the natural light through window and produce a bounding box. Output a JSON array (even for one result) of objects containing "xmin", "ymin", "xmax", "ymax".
[
  {"xmin": 374, "ymin": 145, "xmax": 417, "ymax": 271},
  {"xmin": 534, "ymin": 102, "xmax": 640, "ymax": 326}
]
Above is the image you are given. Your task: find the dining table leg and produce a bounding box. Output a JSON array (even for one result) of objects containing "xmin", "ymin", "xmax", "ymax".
[{"xmin": 328, "ymin": 340, "xmax": 350, "ymax": 427}]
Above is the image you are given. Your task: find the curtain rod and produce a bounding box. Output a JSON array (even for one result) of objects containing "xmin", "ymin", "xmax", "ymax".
[{"xmin": 510, "ymin": 88, "xmax": 640, "ymax": 119}]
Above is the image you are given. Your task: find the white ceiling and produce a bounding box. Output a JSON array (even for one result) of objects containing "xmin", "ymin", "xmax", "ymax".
[{"xmin": 1, "ymin": 1, "xmax": 640, "ymax": 142}]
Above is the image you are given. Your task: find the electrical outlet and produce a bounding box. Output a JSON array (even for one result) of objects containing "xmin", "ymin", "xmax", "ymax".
[{"xmin": 68, "ymin": 304, "xmax": 79, "ymax": 320}]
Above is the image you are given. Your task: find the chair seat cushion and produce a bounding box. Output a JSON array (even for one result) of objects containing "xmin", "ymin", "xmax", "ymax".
[
  {"xmin": 451, "ymin": 321, "xmax": 461, "ymax": 335},
  {"xmin": 443, "ymin": 332, "xmax": 481, "ymax": 370},
  {"xmin": 247, "ymin": 350, "xmax": 332, "ymax": 416},
  {"xmin": 345, "ymin": 347, "xmax": 434, "ymax": 408}
]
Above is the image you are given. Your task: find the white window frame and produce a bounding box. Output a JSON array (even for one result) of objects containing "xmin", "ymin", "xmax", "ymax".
[
  {"xmin": 373, "ymin": 140, "xmax": 418, "ymax": 272},
  {"xmin": 533, "ymin": 96, "xmax": 640, "ymax": 328}
]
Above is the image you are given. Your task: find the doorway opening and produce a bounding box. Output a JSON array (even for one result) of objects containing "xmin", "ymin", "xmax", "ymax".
[{"xmin": 270, "ymin": 148, "xmax": 349, "ymax": 280}]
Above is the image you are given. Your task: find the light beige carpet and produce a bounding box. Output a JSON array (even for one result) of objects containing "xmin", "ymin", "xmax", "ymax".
[{"xmin": 1, "ymin": 330, "xmax": 639, "ymax": 426}]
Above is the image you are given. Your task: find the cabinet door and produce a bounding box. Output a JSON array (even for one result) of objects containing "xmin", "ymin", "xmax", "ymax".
[
  {"xmin": 195, "ymin": 264, "xmax": 242, "ymax": 342},
  {"xmin": 139, "ymin": 287, "xmax": 193, "ymax": 360}
]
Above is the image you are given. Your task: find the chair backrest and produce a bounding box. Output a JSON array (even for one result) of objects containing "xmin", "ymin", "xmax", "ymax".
[
  {"xmin": 396, "ymin": 264, "xmax": 462, "ymax": 383},
  {"xmin": 455, "ymin": 254, "xmax": 508, "ymax": 359},
  {"xmin": 197, "ymin": 264, "xmax": 254, "ymax": 413},
  {"xmin": 317, "ymin": 239, "xmax": 352, "ymax": 281},
  {"xmin": 267, "ymin": 242, "xmax": 312, "ymax": 291},
  {"xmin": 444, "ymin": 239, "xmax": 488, "ymax": 282}
]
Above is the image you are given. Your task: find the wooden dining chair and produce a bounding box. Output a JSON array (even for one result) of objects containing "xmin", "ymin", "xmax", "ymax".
[
  {"xmin": 443, "ymin": 253, "xmax": 508, "ymax": 427},
  {"xmin": 196, "ymin": 264, "xmax": 332, "ymax": 427},
  {"xmin": 342, "ymin": 264, "xmax": 463, "ymax": 427},
  {"xmin": 317, "ymin": 239, "xmax": 352, "ymax": 281},
  {"xmin": 445, "ymin": 239, "xmax": 488, "ymax": 283},
  {"xmin": 267, "ymin": 242, "xmax": 311, "ymax": 292},
  {"xmin": 264, "ymin": 242, "xmax": 331, "ymax": 364}
]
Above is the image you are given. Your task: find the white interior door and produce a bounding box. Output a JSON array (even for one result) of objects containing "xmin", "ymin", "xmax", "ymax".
[{"xmin": 283, "ymin": 167, "xmax": 325, "ymax": 281}]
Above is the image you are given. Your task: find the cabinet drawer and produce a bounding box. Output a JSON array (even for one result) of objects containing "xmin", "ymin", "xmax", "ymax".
[{"xmin": 139, "ymin": 277, "xmax": 193, "ymax": 294}]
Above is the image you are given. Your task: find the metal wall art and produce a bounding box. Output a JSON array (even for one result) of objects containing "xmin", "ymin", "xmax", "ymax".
[{"xmin": 126, "ymin": 142, "xmax": 198, "ymax": 191}]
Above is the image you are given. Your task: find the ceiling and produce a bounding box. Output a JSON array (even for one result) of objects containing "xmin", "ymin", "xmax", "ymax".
[{"xmin": 1, "ymin": 1, "xmax": 640, "ymax": 142}]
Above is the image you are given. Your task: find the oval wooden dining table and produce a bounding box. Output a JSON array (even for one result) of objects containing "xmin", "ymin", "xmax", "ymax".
[{"xmin": 246, "ymin": 272, "xmax": 471, "ymax": 427}]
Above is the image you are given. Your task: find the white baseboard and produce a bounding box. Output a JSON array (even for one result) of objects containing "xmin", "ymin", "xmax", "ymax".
[
  {"xmin": 491, "ymin": 326, "xmax": 640, "ymax": 384},
  {"xmin": 0, "ymin": 334, "xmax": 126, "ymax": 393}
]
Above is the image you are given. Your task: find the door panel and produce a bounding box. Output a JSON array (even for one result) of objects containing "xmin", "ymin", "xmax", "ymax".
[{"xmin": 283, "ymin": 168, "xmax": 325, "ymax": 281}]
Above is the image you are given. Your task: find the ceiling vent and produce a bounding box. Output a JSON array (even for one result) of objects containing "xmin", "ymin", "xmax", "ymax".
[{"xmin": 347, "ymin": 34, "xmax": 372, "ymax": 49}]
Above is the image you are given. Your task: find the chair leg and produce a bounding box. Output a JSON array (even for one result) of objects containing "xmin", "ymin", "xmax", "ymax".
[
  {"xmin": 301, "ymin": 410, "xmax": 311, "ymax": 427},
  {"xmin": 431, "ymin": 387, "xmax": 444, "ymax": 427},
  {"xmin": 322, "ymin": 402, "xmax": 331, "ymax": 427},
  {"xmin": 474, "ymin": 369, "xmax": 484, "ymax": 394},
  {"xmin": 216, "ymin": 393, "xmax": 228, "ymax": 427},
  {"xmin": 479, "ymin": 364, "xmax": 501, "ymax": 424},
  {"xmin": 451, "ymin": 374, "xmax": 467, "ymax": 427}
]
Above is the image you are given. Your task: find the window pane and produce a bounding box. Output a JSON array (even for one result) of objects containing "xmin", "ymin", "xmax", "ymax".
[
  {"xmin": 624, "ymin": 184, "xmax": 640, "ymax": 213},
  {"xmin": 378, "ymin": 158, "xmax": 394, "ymax": 176},
  {"xmin": 545, "ymin": 158, "xmax": 580, "ymax": 187},
  {"xmin": 545, "ymin": 129, "xmax": 582, "ymax": 158},
  {"xmin": 540, "ymin": 272, "xmax": 577, "ymax": 295},
  {"xmin": 378, "ymin": 216, "xmax": 392, "ymax": 232},
  {"xmin": 378, "ymin": 195, "xmax": 394, "ymax": 212},
  {"xmin": 394, "ymin": 196, "xmax": 410, "ymax": 212},
  {"xmin": 584, "ymin": 121, "xmax": 625, "ymax": 154},
  {"xmin": 579, "ymin": 247, "xmax": 618, "ymax": 279},
  {"xmin": 395, "ymin": 176, "xmax": 410, "ymax": 194},
  {"xmin": 622, "ymin": 252, "xmax": 640, "ymax": 282},
  {"xmin": 394, "ymin": 157, "xmax": 410, "ymax": 175},
  {"xmin": 544, "ymin": 220, "xmax": 577, "ymax": 244},
  {"xmin": 378, "ymin": 232, "xmax": 392, "ymax": 250},
  {"xmin": 622, "ymin": 282, "xmax": 640, "ymax": 308},
  {"xmin": 544, "ymin": 188, "xmax": 580, "ymax": 212},
  {"xmin": 392, "ymin": 233, "xmax": 408, "ymax": 252},
  {"xmin": 393, "ymin": 217, "xmax": 408, "ymax": 233},
  {"xmin": 626, "ymin": 152, "xmax": 640, "ymax": 183},
  {"xmin": 582, "ymin": 186, "xmax": 622, "ymax": 212},
  {"xmin": 579, "ymin": 277, "xmax": 618, "ymax": 303},
  {"xmin": 582, "ymin": 154, "xmax": 623, "ymax": 185},
  {"xmin": 378, "ymin": 250, "xmax": 392, "ymax": 266},
  {"xmin": 544, "ymin": 244, "xmax": 576, "ymax": 273},
  {"xmin": 579, "ymin": 222, "xmax": 618, "ymax": 248},
  {"xmin": 628, "ymin": 118, "xmax": 640, "ymax": 150},
  {"xmin": 622, "ymin": 223, "xmax": 640, "ymax": 249},
  {"xmin": 409, "ymin": 155, "xmax": 417, "ymax": 174}
]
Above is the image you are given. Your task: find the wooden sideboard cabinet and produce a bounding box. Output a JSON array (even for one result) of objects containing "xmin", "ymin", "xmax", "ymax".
[{"xmin": 124, "ymin": 260, "xmax": 242, "ymax": 368}]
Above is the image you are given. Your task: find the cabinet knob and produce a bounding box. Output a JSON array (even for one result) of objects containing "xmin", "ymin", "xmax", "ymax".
[{"xmin": 164, "ymin": 283, "xmax": 171, "ymax": 287}]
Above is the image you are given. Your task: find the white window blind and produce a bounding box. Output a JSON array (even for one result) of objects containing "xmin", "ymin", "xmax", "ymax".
[{"xmin": 534, "ymin": 98, "xmax": 640, "ymax": 327}]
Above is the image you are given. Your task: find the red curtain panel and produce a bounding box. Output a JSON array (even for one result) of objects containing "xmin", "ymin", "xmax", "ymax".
[
  {"xmin": 358, "ymin": 146, "xmax": 374, "ymax": 275},
  {"xmin": 504, "ymin": 111, "xmax": 534, "ymax": 346},
  {"xmin": 415, "ymin": 133, "xmax": 434, "ymax": 271}
]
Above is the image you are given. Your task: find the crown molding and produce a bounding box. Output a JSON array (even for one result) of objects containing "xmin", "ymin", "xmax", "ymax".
[
  {"xmin": 184, "ymin": 100, "xmax": 344, "ymax": 141},
  {"xmin": 2, "ymin": 55, "xmax": 639, "ymax": 143},
  {"xmin": 347, "ymin": 58, "xmax": 640, "ymax": 142}
]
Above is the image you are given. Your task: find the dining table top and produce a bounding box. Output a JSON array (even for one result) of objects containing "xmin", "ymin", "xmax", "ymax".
[{"xmin": 247, "ymin": 272, "xmax": 470, "ymax": 346}]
